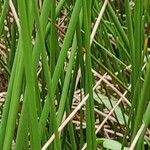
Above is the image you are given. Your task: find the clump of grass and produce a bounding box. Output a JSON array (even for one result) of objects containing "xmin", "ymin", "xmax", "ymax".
[{"xmin": 0, "ymin": 0, "xmax": 150, "ymax": 149}]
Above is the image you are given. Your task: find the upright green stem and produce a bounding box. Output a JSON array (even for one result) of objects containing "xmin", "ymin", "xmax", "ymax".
[{"xmin": 82, "ymin": 0, "xmax": 96, "ymax": 149}]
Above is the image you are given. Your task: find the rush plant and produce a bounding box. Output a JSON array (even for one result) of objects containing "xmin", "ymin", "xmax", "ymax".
[{"xmin": 0, "ymin": 0, "xmax": 150, "ymax": 149}]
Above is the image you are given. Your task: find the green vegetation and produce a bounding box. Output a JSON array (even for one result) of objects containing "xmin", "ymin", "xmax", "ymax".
[{"xmin": 0, "ymin": 0, "xmax": 150, "ymax": 149}]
